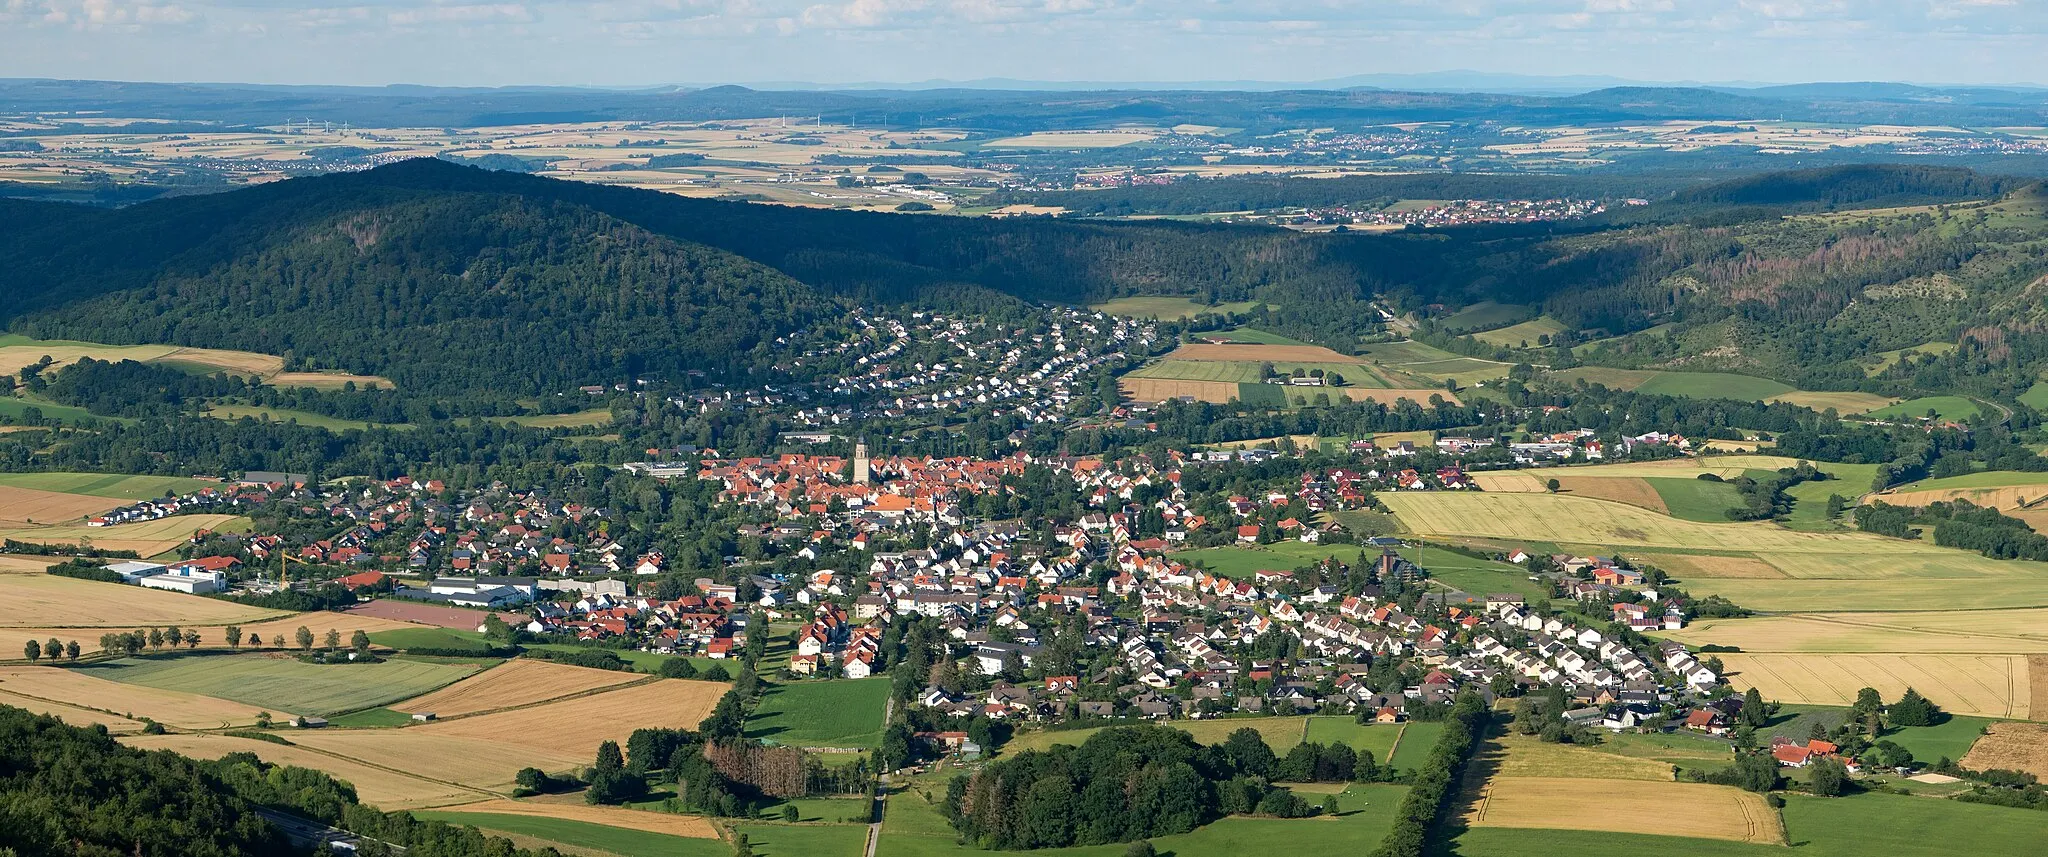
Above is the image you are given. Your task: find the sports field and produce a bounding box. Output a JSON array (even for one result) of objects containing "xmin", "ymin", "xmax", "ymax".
[
  {"xmin": 0, "ymin": 573, "xmax": 286, "ymax": 628},
  {"xmin": 1717, "ymin": 653, "xmax": 2029, "ymax": 719},
  {"xmin": 747, "ymin": 677, "xmax": 893, "ymax": 748},
  {"xmin": 0, "ymin": 513, "xmax": 248, "ymax": 556},
  {"xmin": 392, "ymin": 659, "xmax": 643, "ymax": 717},
  {"xmin": 1464, "ymin": 777, "xmax": 1780, "ymax": 844},
  {"xmin": 79, "ymin": 653, "xmax": 482, "ymax": 716},
  {"xmin": 0, "ymin": 664, "xmax": 266, "ymax": 728},
  {"xmin": 125, "ymin": 732, "xmax": 491, "ymax": 809}
]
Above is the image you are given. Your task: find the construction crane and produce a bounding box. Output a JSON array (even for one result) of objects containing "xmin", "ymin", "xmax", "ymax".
[{"xmin": 278, "ymin": 551, "xmax": 316, "ymax": 587}]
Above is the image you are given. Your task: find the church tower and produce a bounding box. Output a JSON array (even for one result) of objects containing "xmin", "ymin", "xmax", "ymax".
[{"xmin": 853, "ymin": 437, "xmax": 871, "ymax": 484}]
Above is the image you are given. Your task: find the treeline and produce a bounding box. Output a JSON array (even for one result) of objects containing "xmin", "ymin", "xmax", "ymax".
[
  {"xmin": 1368, "ymin": 692, "xmax": 1489, "ymax": 857},
  {"xmin": 0, "ymin": 705, "xmax": 298, "ymax": 856},
  {"xmin": 1859, "ymin": 498, "xmax": 2048, "ymax": 561},
  {"xmin": 944, "ymin": 724, "xmax": 1333, "ymax": 850}
]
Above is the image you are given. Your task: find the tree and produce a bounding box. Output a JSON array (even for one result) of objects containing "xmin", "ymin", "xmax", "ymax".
[
  {"xmin": 351, "ymin": 630, "xmax": 371, "ymax": 656},
  {"xmin": 660, "ymin": 658, "xmax": 700, "ymax": 679},
  {"xmin": 1740, "ymin": 687, "xmax": 1769, "ymax": 728},
  {"xmin": 23, "ymin": 640, "xmax": 39, "ymax": 662},
  {"xmin": 1220, "ymin": 727, "xmax": 1276, "ymax": 778},
  {"xmin": 1888, "ymin": 688, "xmax": 1942, "ymax": 726},
  {"xmin": 323, "ymin": 629, "xmax": 341, "ymax": 650},
  {"xmin": 1809, "ymin": 757, "xmax": 1850, "ymax": 797},
  {"xmin": 1322, "ymin": 793, "xmax": 1341, "ymax": 816},
  {"xmin": 43, "ymin": 639, "xmax": 61, "ymax": 660},
  {"xmin": 226, "ymin": 626, "xmax": 243, "ymax": 649},
  {"xmin": 1125, "ymin": 841, "xmax": 1156, "ymax": 857},
  {"xmin": 148, "ymin": 627, "xmax": 165, "ymax": 650},
  {"xmin": 781, "ymin": 804, "xmax": 800, "ymax": 822},
  {"xmin": 515, "ymin": 767, "xmax": 549, "ymax": 793},
  {"xmin": 702, "ymin": 663, "xmax": 732, "ymax": 682},
  {"xmin": 1545, "ymin": 478, "xmax": 1560, "ymax": 493},
  {"xmin": 64, "ymin": 640, "xmax": 78, "ymax": 661},
  {"xmin": 295, "ymin": 626, "xmax": 314, "ymax": 650},
  {"xmin": 183, "ymin": 630, "xmax": 199, "ymax": 648}
]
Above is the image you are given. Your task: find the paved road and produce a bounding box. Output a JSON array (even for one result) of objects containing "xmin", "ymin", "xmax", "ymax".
[{"xmin": 256, "ymin": 807, "xmax": 406, "ymax": 854}]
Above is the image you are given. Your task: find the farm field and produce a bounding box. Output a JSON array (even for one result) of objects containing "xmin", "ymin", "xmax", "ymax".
[
  {"xmin": 0, "ymin": 664, "xmax": 266, "ymax": 728},
  {"xmin": 879, "ymin": 764, "xmax": 1408, "ymax": 857},
  {"xmin": 78, "ymin": 653, "xmax": 483, "ymax": 716},
  {"xmin": 203, "ymin": 404, "xmax": 398, "ymax": 432},
  {"xmin": 1379, "ymin": 491, "xmax": 1894, "ymax": 553},
  {"xmin": 1171, "ymin": 542, "xmax": 1359, "ymax": 578},
  {"xmin": 347, "ymin": 599, "xmax": 524, "ymax": 630},
  {"xmin": 1766, "ymin": 390, "xmax": 1899, "ymax": 414},
  {"xmin": 0, "ymin": 472, "xmax": 218, "ymax": 499},
  {"xmin": 1470, "ymin": 315, "xmax": 1567, "ymax": 347},
  {"xmin": 124, "ymin": 732, "xmax": 491, "ymax": 809},
  {"xmin": 0, "ymin": 687, "xmax": 148, "ymax": 732},
  {"xmin": 0, "ymin": 485, "xmax": 130, "ymax": 527},
  {"xmin": 1476, "ymin": 733, "xmax": 1677, "ymax": 781},
  {"xmin": 1451, "ymin": 791, "xmax": 2047, "ymax": 857},
  {"xmin": 1647, "ymin": 477, "xmax": 1747, "ymax": 521},
  {"xmin": 1128, "ymin": 359, "xmax": 1390, "ymax": 388},
  {"xmin": 481, "ymin": 409, "xmax": 611, "ymax": 429},
  {"xmin": 1004, "ymin": 716, "xmax": 1407, "ymax": 762},
  {"xmin": 391, "ymin": 659, "xmax": 644, "ymax": 717},
  {"xmin": 1439, "ymin": 302, "xmax": 1534, "ymax": 333},
  {"xmin": 1089, "ymin": 297, "xmax": 1263, "ymax": 320},
  {"xmin": 0, "ymin": 573, "xmax": 286, "ymax": 629},
  {"xmin": 1206, "ymin": 327, "xmax": 1309, "ymax": 345},
  {"xmin": 1463, "ymin": 776, "xmax": 1780, "ymax": 844},
  {"xmin": 1163, "ymin": 343, "xmax": 1365, "ymax": 364},
  {"xmin": 417, "ymin": 811, "xmax": 726, "ymax": 857},
  {"xmin": 746, "ymin": 677, "xmax": 892, "ymax": 748},
  {"xmin": 0, "ymin": 513, "xmax": 248, "ymax": 556},
  {"xmin": 730, "ymin": 822, "xmax": 872, "ymax": 857},
  {"xmin": 1716, "ymin": 653, "xmax": 2030, "ymax": 719},
  {"xmin": 0, "ymin": 336, "xmax": 392, "ymax": 389},
  {"xmin": 1663, "ymin": 610, "xmax": 2048, "ymax": 653},
  {"xmin": 1865, "ymin": 395, "xmax": 1982, "ymax": 422},
  {"xmin": 1961, "ymin": 722, "xmax": 2048, "ymax": 778},
  {"xmin": 428, "ymin": 799, "xmax": 719, "ymax": 838}
]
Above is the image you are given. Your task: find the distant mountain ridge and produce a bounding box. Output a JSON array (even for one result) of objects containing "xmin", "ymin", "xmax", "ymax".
[{"xmin": 7, "ymin": 77, "xmax": 2048, "ymax": 130}]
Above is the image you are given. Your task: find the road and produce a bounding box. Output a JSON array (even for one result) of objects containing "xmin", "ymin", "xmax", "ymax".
[{"xmin": 256, "ymin": 807, "xmax": 406, "ymax": 854}]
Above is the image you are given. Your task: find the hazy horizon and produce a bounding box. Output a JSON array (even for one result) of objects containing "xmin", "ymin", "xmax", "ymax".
[{"xmin": 2, "ymin": 1, "xmax": 2044, "ymax": 89}]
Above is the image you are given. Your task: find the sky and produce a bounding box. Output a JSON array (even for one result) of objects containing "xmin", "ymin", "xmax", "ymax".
[{"xmin": 1, "ymin": 0, "xmax": 2045, "ymax": 88}]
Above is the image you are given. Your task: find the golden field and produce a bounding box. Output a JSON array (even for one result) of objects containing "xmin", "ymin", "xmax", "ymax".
[
  {"xmin": 0, "ymin": 573, "xmax": 286, "ymax": 629},
  {"xmin": 1717, "ymin": 653, "xmax": 2029, "ymax": 719},
  {"xmin": 392, "ymin": 659, "xmax": 645, "ymax": 718},
  {"xmin": 124, "ymin": 733, "xmax": 491, "ymax": 809},
  {"xmin": 0, "ymin": 664, "xmax": 267, "ymax": 728},
  {"xmin": 1464, "ymin": 777, "xmax": 1782, "ymax": 844}
]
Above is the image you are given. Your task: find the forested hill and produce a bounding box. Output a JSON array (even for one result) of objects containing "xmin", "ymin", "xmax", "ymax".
[{"xmin": 0, "ymin": 180, "xmax": 830, "ymax": 395}]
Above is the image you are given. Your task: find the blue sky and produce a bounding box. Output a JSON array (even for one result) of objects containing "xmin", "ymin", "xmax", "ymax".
[{"xmin": 2, "ymin": 1, "xmax": 2044, "ymax": 88}]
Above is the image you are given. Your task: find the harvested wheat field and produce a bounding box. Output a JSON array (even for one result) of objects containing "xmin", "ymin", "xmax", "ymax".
[
  {"xmin": 123, "ymin": 733, "xmax": 490, "ymax": 809},
  {"xmin": 0, "ymin": 485, "xmax": 124, "ymax": 527},
  {"xmin": 422, "ymin": 678, "xmax": 729, "ymax": 758},
  {"xmin": 1719, "ymin": 653, "xmax": 2028, "ymax": 719},
  {"xmin": 1380, "ymin": 492, "xmax": 1887, "ymax": 553},
  {"xmin": 0, "ymin": 574, "xmax": 287, "ymax": 628},
  {"xmin": 1120, "ymin": 377, "xmax": 1241, "ymax": 404},
  {"xmin": 392, "ymin": 659, "xmax": 644, "ymax": 717},
  {"xmin": 1471, "ymin": 472, "xmax": 1547, "ymax": 492},
  {"xmin": 0, "ymin": 513, "xmax": 246, "ymax": 556},
  {"xmin": 1341, "ymin": 387, "xmax": 1461, "ymax": 405},
  {"xmin": 431, "ymin": 800, "xmax": 718, "ymax": 838},
  {"xmin": 1166, "ymin": 343, "xmax": 1364, "ymax": 364},
  {"xmin": 0, "ymin": 664, "xmax": 267, "ymax": 728},
  {"xmin": 1961, "ymin": 722, "xmax": 2048, "ymax": 778},
  {"xmin": 1635, "ymin": 553, "xmax": 1786, "ymax": 579},
  {"xmin": 1465, "ymin": 777, "xmax": 1782, "ymax": 844},
  {"xmin": 1530, "ymin": 455, "xmax": 1807, "ymax": 480},
  {"xmin": 287, "ymin": 730, "xmax": 576, "ymax": 793},
  {"xmin": 0, "ymin": 555, "xmax": 53, "ymax": 573},
  {"xmin": 1666, "ymin": 611, "xmax": 2048, "ymax": 654},
  {"xmin": 1552, "ymin": 477, "xmax": 1666, "ymax": 513},
  {"xmin": 1873, "ymin": 485, "xmax": 2048, "ymax": 514},
  {"xmin": 0, "ymin": 688, "xmax": 147, "ymax": 732}
]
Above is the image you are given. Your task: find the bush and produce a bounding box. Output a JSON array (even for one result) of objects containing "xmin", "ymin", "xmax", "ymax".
[{"xmin": 660, "ymin": 658, "xmax": 700, "ymax": 679}]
